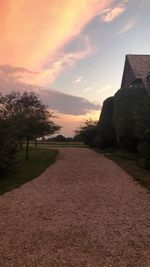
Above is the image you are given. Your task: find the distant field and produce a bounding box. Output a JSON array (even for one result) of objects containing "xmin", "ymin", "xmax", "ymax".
[
  {"xmin": 30, "ymin": 141, "xmax": 87, "ymax": 147},
  {"xmin": 0, "ymin": 147, "xmax": 58, "ymax": 195}
]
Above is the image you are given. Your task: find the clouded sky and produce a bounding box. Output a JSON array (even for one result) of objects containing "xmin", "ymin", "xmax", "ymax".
[{"xmin": 0, "ymin": 0, "xmax": 150, "ymax": 135}]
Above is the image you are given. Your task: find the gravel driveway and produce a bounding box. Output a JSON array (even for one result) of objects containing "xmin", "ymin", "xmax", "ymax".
[{"xmin": 0, "ymin": 148, "xmax": 149, "ymax": 267}]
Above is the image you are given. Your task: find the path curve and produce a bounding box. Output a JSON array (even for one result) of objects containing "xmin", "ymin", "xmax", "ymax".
[{"xmin": 0, "ymin": 148, "xmax": 149, "ymax": 267}]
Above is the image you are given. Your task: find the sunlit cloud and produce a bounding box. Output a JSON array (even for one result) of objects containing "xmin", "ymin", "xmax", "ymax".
[
  {"xmin": 73, "ymin": 76, "xmax": 83, "ymax": 84},
  {"xmin": 100, "ymin": 2, "xmax": 127, "ymax": 22},
  {"xmin": 0, "ymin": 0, "xmax": 114, "ymax": 76},
  {"xmin": 0, "ymin": 65, "xmax": 35, "ymax": 75},
  {"xmin": 56, "ymin": 110, "xmax": 100, "ymax": 136},
  {"xmin": 0, "ymin": 64, "xmax": 100, "ymax": 135},
  {"xmin": 84, "ymin": 86, "xmax": 93, "ymax": 92},
  {"xmin": 1, "ymin": 36, "xmax": 93, "ymax": 86},
  {"xmin": 97, "ymin": 85, "xmax": 112, "ymax": 93},
  {"xmin": 36, "ymin": 36, "xmax": 93, "ymax": 85},
  {"xmin": 116, "ymin": 17, "xmax": 138, "ymax": 35},
  {"xmin": 0, "ymin": 65, "xmax": 100, "ymax": 115}
]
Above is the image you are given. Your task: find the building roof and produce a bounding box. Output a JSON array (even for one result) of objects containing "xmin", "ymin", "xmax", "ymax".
[{"xmin": 121, "ymin": 54, "xmax": 150, "ymax": 91}]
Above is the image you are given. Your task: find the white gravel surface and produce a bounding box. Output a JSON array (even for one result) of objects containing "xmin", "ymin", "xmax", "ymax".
[{"xmin": 0, "ymin": 147, "xmax": 149, "ymax": 267}]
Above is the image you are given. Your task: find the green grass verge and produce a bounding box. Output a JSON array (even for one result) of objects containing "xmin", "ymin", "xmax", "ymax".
[
  {"xmin": 105, "ymin": 151, "xmax": 150, "ymax": 191},
  {"xmin": 0, "ymin": 147, "xmax": 59, "ymax": 195}
]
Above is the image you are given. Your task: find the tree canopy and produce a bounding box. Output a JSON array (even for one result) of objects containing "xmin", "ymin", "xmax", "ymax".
[
  {"xmin": 0, "ymin": 91, "xmax": 61, "ymax": 166},
  {"xmin": 74, "ymin": 119, "xmax": 98, "ymax": 146}
]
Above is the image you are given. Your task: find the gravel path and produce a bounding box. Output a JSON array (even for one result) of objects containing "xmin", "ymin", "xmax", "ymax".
[{"xmin": 0, "ymin": 148, "xmax": 150, "ymax": 267}]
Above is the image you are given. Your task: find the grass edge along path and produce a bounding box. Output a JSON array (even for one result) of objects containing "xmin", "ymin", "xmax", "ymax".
[
  {"xmin": 105, "ymin": 151, "xmax": 150, "ymax": 191},
  {"xmin": 92, "ymin": 148, "xmax": 150, "ymax": 191},
  {"xmin": 0, "ymin": 147, "xmax": 59, "ymax": 195}
]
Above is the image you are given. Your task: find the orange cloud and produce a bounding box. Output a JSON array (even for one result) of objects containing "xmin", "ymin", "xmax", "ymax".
[
  {"xmin": 0, "ymin": 0, "xmax": 114, "ymax": 74},
  {"xmin": 57, "ymin": 110, "xmax": 100, "ymax": 136}
]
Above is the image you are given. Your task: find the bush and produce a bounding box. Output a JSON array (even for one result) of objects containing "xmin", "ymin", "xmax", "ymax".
[
  {"xmin": 97, "ymin": 97, "xmax": 118, "ymax": 149},
  {"xmin": 134, "ymin": 95, "xmax": 150, "ymax": 168},
  {"xmin": 134, "ymin": 95, "xmax": 150, "ymax": 143},
  {"xmin": 137, "ymin": 143, "xmax": 150, "ymax": 169},
  {"xmin": 0, "ymin": 119, "xmax": 18, "ymax": 173},
  {"xmin": 113, "ymin": 87, "xmax": 148, "ymax": 152},
  {"xmin": 74, "ymin": 120, "xmax": 98, "ymax": 147}
]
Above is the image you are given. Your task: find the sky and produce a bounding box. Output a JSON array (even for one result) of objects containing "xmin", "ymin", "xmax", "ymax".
[{"xmin": 0, "ymin": 0, "xmax": 150, "ymax": 136}]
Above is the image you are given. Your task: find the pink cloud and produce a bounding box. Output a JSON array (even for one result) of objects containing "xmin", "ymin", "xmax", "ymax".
[
  {"xmin": 0, "ymin": 0, "xmax": 115, "ymax": 85},
  {"xmin": 32, "ymin": 35, "xmax": 94, "ymax": 85},
  {"xmin": 100, "ymin": 3, "xmax": 127, "ymax": 22},
  {"xmin": 116, "ymin": 17, "xmax": 138, "ymax": 35}
]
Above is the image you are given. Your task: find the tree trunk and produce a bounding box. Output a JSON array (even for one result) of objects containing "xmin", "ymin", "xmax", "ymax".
[
  {"xmin": 20, "ymin": 142, "xmax": 23, "ymax": 151},
  {"xmin": 26, "ymin": 137, "xmax": 29, "ymax": 160},
  {"xmin": 35, "ymin": 139, "xmax": 37, "ymax": 147}
]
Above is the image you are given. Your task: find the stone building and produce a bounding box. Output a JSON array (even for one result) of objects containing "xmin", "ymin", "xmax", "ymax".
[{"xmin": 121, "ymin": 54, "xmax": 150, "ymax": 94}]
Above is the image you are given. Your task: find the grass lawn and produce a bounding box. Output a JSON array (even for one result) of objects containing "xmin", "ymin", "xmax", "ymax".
[
  {"xmin": 30, "ymin": 141, "xmax": 87, "ymax": 148},
  {"xmin": 105, "ymin": 151, "xmax": 150, "ymax": 191},
  {"xmin": 0, "ymin": 147, "xmax": 59, "ymax": 195}
]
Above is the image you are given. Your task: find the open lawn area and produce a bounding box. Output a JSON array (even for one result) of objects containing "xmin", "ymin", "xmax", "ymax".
[
  {"xmin": 30, "ymin": 141, "xmax": 87, "ymax": 148},
  {"xmin": 0, "ymin": 148, "xmax": 59, "ymax": 195}
]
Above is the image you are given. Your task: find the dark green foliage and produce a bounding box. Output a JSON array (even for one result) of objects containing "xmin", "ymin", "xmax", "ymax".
[
  {"xmin": 74, "ymin": 120, "xmax": 98, "ymax": 147},
  {"xmin": 0, "ymin": 94, "xmax": 18, "ymax": 173},
  {"xmin": 2, "ymin": 91, "xmax": 60, "ymax": 140},
  {"xmin": 47, "ymin": 135, "xmax": 74, "ymax": 142},
  {"xmin": 134, "ymin": 95, "xmax": 150, "ymax": 168},
  {"xmin": 98, "ymin": 97, "xmax": 118, "ymax": 149},
  {"xmin": 134, "ymin": 95, "xmax": 150, "ymax": 143},
  {"xmin": 137, "ymin": 143, "xmax": 150, "ymax": 169},
  {"xmin": 0, "ymin": 91, "xmax": 61, "ymax": 171},
  {"xmin": 113, "ymin": 86, "xmax": 150, "ymax": 169},
  {"xmin": 0, "ymin": 118, "xmax": 18, "ymax": 173},
  {"xmin": 113, "ymin": 87, "xmax": 149, "ymax": 152},
  {"xmin": 52, "ymin": 135, "xmax": 67, "ymax": 142}
]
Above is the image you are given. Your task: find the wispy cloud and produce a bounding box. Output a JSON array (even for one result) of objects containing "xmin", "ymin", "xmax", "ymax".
[
  {"xmin": 3, "ymin": 36, "xmax": 93, "ymax": 86},
  {"xmin": 116, "ymin": 18, "xmax": 138, "ymax": 35},
  {"xmin": 0, "ymin": 65, "xmax": 35, "ymax": 75},
  {"xmin": 36, "ymin": 35, "xmax": 93, "ymax": 85},
  {"xmin": 97, "ymin": 85, "xmax": 112, "ymax": 93},
  {"xmin": 0, "ymin": 0, "xmax": 115, "ymax": 70},
  {"xmin": 84, "ymin": 86, "xmax": 93, "ymax": 92},
  {"xmin": 73, "ymin": 76, "xmax": 83, "ymax": 84},
  {"xmin": 100, "ymin": 2, "xmax": 127, "ymax": 23}
]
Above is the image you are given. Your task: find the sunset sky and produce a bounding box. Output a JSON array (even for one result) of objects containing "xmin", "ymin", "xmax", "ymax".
[{"xmin": 0, "ymin": 0, "xmax": 150, "ymax": 136}]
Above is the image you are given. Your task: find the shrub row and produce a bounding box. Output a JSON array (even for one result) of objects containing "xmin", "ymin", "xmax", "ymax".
[
  {"xmin": 76, "ymin": 87, "xmax": 150, "ymax": 169},
  {"xmin": 99, "ymin": 87, "xmax": 150, "ymax": 168}
]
